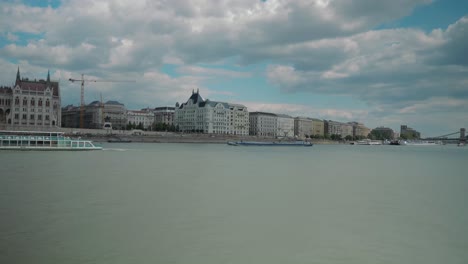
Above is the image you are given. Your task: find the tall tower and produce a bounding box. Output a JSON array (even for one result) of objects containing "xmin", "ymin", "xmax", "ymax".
[{"xmin": 15, "ymin": 67, "xmax": 21, "ymax": 86}]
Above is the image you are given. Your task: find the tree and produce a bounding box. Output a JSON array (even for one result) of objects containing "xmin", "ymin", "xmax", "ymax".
[
  {"xmin": 345, "ymin": 135, "xmax": 353, "ymax": 141},
  {"xmin": 369, "ymin": 129, "xmax": 393, "ymax": 140}
]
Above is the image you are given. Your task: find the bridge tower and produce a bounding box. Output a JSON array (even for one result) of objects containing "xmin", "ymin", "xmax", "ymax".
[{"xmin": 461, "ymin": 128, "xmax": 466, "ymax": 143}]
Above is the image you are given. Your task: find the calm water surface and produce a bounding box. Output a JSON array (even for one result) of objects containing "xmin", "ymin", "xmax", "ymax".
[{"xmin": 1, "ymin": 144, "xmax": 467, "ymax": 264}]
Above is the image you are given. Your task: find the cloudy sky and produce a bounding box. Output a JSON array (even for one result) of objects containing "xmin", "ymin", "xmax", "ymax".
[{"xmin": 1, "ymin": 0, "xmax": 467, "ymax": 136}]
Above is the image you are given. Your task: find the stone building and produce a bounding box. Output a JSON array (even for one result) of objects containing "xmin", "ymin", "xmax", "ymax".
[
  {"xmin": 61, "ymin": 100, "xmax": 127, "ymax": 129},
  {"xmin": 175, "ymin": 90, "xmax": 249, "ymax": 135},
  {"xmin": 294, "ymin": 117, "xmax": 313, "ymax": 138},
  {"xmin": 276, "ymin": 114, "xmax": 294, "ymax": 138},
  {"xmin": 400, "ymin": 125, "xmax": 421, "ymax": 139},
  {"xmin": 127, "ymin": 110, "xmax": 154, "ymax": 130},
  {"xmin": 249, "ymin": 112, "xmax": 278, "ymax": 137},
  {"xmin": 0, "ymin": 68, "xmax": 61, "ymax": 129},
  {"xmin": 154, "ymin": 107, "xmax": 175, "ymax": 126},
  {"xmin": 348, "ymin": 122, "xmax": 371, "ymax": 138},
  {"xmin": 310, "ymin": 118, "xmax": 325, "ymax": 137}
]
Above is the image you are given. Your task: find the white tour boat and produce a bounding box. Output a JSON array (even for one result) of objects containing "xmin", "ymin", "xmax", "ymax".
[
  {"xmin": 353, "ymin": 139, "xmax": 382, "ymax": 145},
  {"xmin": 0, "ymin": 131, "xmax": 102, "ymax": 151}
]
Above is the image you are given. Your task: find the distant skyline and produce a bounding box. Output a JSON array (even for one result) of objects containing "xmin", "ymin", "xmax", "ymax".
[{"xmin": 0, "ymin": 0, "xmax": 467, "ymax": 137}]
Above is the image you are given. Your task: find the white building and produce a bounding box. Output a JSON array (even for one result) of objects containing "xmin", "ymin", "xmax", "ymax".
[
  {"xmin": 127, "ymin": 110, "xmax": 154, "ymax": 130},
  {"xmin": 294, "ymin": 117, "xmax": 313, "ymax": 138},
  {"xmin": 276, "ymin": 114, "xmax": 294, "ymax": 138},
  {"xmin": 249, "ymin": 112, "xmax": 277, "ymax": 137},
  {"xmin": 325, "ymin": 120, "xmax": 354, "ymax": 138},
  {"xmin": 175, "ymin": 90, "xmax": 249, "ymax": 135},
  {"xmin": 0, "ymin": 68, "xmax": 61, "ymax": 128}
]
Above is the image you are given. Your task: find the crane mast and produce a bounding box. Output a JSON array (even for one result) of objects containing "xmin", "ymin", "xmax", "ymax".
[{"xmin": 69, "ymin": 75, "xmax": 134, "ymax": 128}]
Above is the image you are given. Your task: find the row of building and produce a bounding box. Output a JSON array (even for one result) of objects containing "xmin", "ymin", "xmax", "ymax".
[
  {"xmin": 173, "ymin": 90, "xmax": 371, "ymax": 139},
  {"xmin": 60, "ymin": 89, "xmax": 371, "ymax": 138},
  {"xmin": 0, "ymin": 69, "xmax": 418, "ymax": 140}
]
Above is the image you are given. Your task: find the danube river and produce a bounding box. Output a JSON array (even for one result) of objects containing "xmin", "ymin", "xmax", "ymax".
[{"xmin": 1, "ymin": 144, "xmax": 467, "ymax": 264}]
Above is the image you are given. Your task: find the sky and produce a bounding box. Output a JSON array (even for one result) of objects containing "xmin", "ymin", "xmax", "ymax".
[{"xmin": 0, "ymin": 0, "xmax": 467, "ymax": 137}]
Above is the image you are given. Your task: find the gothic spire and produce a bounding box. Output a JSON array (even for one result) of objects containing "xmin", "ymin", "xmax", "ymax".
[
  {"xmin": 47, "ymin": 70, "xmax": 50, "ymax": 83},
  {"xmin": 15, "ymin": 66, "xmax": 21, "ymax": 85}
]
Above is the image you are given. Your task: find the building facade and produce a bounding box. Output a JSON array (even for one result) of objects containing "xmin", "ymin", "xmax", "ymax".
[
  {"xmin": 400, "ymin": 125, "xmax": 421, "ymax": 139},
  {"xmin": 341, "ymin": 123, "xmax": 354, "ymax": 138},
  {"xmin": 276, "ymin": 114, "xmax": 294, "ymax": 138},
  {"xmin": 310, "ymin": 118, "xmax": 325, "ymax": 137},
  {"xmin": 61, "ymin": 100, "xmax": 127, "ymax": 129},
  {"xmin": 349, "ymin": 122, "xmax": 371, "ymax": 138},
  {"xmin": 324, "ymin": 120, "xmax": 343, "ymax": 136},
  {"xmin": 249, "ymin": 112, "xmax": 277, "ymax": 137},
  {"xmin": 0, "ymin": 68, "xmax": 61, "ymax": 129},
  {"xmin": 294, "ymin": 117, "xmax": 313, "ymax": 138},
  {"xmin": 154, "ymin": 107, "xmax": 175, "ymax": 126},
  {"xmin": 127, "ymin": 110, "xmax": 154, "ymax": 130},
  {"xmin": 175, "ymin": 90, "xmax": 249, "ymax": 135}
]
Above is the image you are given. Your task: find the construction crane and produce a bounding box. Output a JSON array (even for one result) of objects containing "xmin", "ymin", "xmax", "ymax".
[{"xmin": 69, "ymin": 74, "xmax": 134, "ymax": 128}]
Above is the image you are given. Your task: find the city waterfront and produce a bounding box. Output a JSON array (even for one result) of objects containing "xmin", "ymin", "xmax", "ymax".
[{"xmin": 1, "ymin": 144, "xmax": 467, "ymax": 264}]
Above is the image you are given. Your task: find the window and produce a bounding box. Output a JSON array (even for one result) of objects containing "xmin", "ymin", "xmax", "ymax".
[
  {"xmin": 30, "ymin": 114, "xmax": 35, "ymax": 120},
  {"xmin": 38, "ymin": 115, "xmax": 42, "ymax": 120},
  {"xmin": 45, "ymin": 115, "xmax": 49, "ymax": 121},
  {"xmin": 22, "ymin": 114, "xmax": 27, "ymax": 120},
  {"xmin": 23, "ymin": 98, "xmax": 27, "ymax": 106},
  {"xmin": 14, "ymin": 114, "xmax": 19, "ymax": 120},
  {"xmin": 15, "ymin": 97, "xmax": 20, "ymax": 105},
  {"xmin": 46, "ymin": 100, "xmax": 50, "ymax": 107},
  {"xmin": 38, "ymin": 99, "xmax": 42, "ymax": 106},
  {"xmin": 31, "ymin": 98, "xmax": 35, "ymax": 106}
]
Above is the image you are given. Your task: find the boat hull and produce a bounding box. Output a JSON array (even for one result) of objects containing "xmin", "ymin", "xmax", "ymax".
[{"xmin": 0, "ymin": 146, "xmax": 102, "ymax": 151}]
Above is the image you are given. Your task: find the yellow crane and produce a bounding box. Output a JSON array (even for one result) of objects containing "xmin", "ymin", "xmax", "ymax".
[{"xmin": 69, "ymin": 74, "xmax": 134, "ymax": 128}]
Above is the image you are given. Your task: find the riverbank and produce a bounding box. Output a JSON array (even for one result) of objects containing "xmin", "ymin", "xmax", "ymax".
[{"xmin": 82, "ymin": 133, "xmax": 341, "ymax": 144}]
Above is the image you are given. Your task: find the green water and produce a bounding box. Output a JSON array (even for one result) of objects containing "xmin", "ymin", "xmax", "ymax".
[{"xmin": 1, "ymin": 144, "xmax": 467, "ymax": 264}]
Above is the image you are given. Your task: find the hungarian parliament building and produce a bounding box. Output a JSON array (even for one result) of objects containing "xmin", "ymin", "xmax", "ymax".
[{"xmin": 0, "ymin": 68, "xmax": 61, "ymax": 129}]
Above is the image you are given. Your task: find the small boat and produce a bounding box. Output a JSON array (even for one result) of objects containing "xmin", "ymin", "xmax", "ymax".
[
  {"xmin": 227, "ymin": 141, "xmax": 313, "ymax": 147},
  {"xmin": 0, "ymin": 131, "xmax": 102, "ymax": 151},
  {"xmin": 389, "ymin": 140, "xmax": 405, "ymax": 145}
]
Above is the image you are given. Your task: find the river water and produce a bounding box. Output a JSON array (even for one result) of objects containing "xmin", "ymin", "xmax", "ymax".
[{"xmin": 1, "ymin": 143, "xmax": 467, "ymax": 264}]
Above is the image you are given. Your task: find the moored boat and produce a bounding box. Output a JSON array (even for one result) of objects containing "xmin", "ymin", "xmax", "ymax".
[
  {"xmin": 353, "ymin": 139, "xmax": 382, "ymax": 145},
  {"xmin": 405, "ymin": 140, "xmax": 442, "ymax": 146},
  {"xmin": 0, "ymin": 131, "xmax": 102, "ymax": 151},
  {"xmin": 227, "ymin": 141, "xmax": 313, "ymax": 146}
]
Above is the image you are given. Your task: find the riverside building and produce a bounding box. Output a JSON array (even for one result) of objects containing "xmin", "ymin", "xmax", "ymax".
[
  {"xmin": 175, "ymin": 90, "xmax": 249, "ymax": 135},
  {"xmin": 0, "ymin": 68, "xmax": 61, "ymax": 129},
  {"xmin": 294, "ymin": 117, "xmax": 313, "ymax": 138},
  {"xmin": 276, "ymin": 114, "xmax": 294, "ymax": 138},
  {"xmin": 154, "ymin": 107, "xmax": 175, "ymax": 126},
  {"xmin": 310, "ymin": 118, "xmax": 325, "ymax": 137},
  {"xmin": 127, "ymin": 110, "xmax": 154, "ymax": 130},
  {"xmin": 61, "ymin": 100, "xmax": 127, "ymax": 130},
  {"xmin": 249, "ymin": 112, "xmax": 277, "ymax": 137},
  {"xmin": 348, "ymin": 122, "xmax": 371, "ymax": 138}
]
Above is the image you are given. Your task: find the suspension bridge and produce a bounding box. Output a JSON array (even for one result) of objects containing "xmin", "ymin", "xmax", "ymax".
[{"xmin": 424, "ymin": 128, "xmax": 466, "ymax": 144}]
